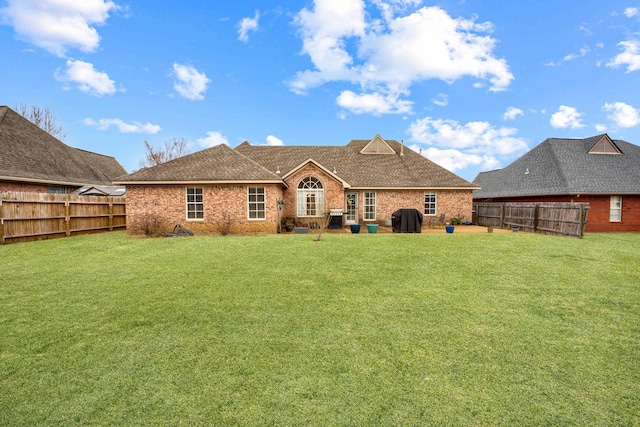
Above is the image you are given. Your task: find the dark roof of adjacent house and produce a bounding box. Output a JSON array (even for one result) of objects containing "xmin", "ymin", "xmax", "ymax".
[
  {"xmin": 115, "ymin": 134, "xmax": 478, "ymax": 189},
  {"xmin": 473, "ymin": 134, "xmax": 640, "ymax": 199},
  {"xmin": 114, "ymin": 143, "xmax": 283, "ymax": 183},
  {"xmin": 72, "ymin": 185, "xmax": 126, "ymax": 196},
  {"xmin": 0, "ymin": 106, "xmax": 127, "ymax": 187}
]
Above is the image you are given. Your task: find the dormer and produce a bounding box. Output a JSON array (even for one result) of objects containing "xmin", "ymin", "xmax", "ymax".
[
  {"xmin": 588, "ymin": 134, "xmax": 622, "ymax": 155},
  {"xmin": 360, "ymin": 134, "xmax": 396, "ymax": 155}
]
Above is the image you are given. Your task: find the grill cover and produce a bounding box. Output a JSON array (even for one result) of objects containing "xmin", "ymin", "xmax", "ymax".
[{"xmin": 391, "ymin": 208, "xmax": 423, "ymax": 233}]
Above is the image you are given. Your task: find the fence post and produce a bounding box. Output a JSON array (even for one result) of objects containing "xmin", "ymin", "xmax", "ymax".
[
  {"xmin": 499, "ymin": 203, "xmax": 505, "ymax": 229},
  {"xmin": 533, "ymin": 204, "xmax": 539, "ymax": 233},
  {"xmin": 579, "ymin": 204, "xmax": 584, "ymax": 239},
  {"xmin": 65, "ymin": 196, "xmax": 70, "ymax": 237},
  {"xmin": 0, "ymin": 198, "xmax": 4, "ymax": 245},
  {"xmin": 109, "ymin": 200, "xmax": 114, "ymax": 231}
]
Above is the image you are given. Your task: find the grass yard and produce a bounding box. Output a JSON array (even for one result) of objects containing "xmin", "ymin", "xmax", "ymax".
[{"xmin": 1, "ymin": 231, "xmax": 639, "ymax": 426}]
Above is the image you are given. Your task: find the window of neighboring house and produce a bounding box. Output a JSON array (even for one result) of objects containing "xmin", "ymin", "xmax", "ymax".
[
  {"xmin": 297, "ymin": 177, "xmax": 324, "ymax": 217},
  {"xmin": 610, "ymin": 196, "xmax": 622, "ymax": 222},
  {"xmin": 186, "ymin": 187, "xmax": 204, "ymax": 220},
  {"xmin": 248, "ymin": 187, "xmax": 266, "ymax": 220},
  {"xmin": 364, "ymin": 191, "xmax": 376, "ymax": 221},
  {"xmin": 47, "ymin": 186, "xmax": 66, "ymax": 194},
  {"xmin": 424, "ymin": 191, "xmax": 437, "ymax": 215}
]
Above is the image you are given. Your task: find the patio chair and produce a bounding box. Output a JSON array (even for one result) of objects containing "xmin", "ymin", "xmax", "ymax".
[{"xmin": 430, "ymin": 213, "xmax": 446, "ymax": 228}]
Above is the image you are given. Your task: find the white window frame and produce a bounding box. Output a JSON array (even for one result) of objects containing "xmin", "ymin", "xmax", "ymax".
[
  {"xmin": 424, "ymin": 191, "xmax": 437, "ymax": 216},
  {"xmin": 186, "ymin": 187, "xmax": 204, "ymax": 220},
  {"xmin": 247, "ymin": 187, "xmax": 266, "ymax": 220},
  {"xmin": 610, "ymin": 196, "xmax": 622, "ymax": 222},
  {"xmin": 364, "ymin": 191, "xmax": 376, "ymax": 221},
  {"xmin": 297, "ymin": 177, "xmax": 324, "ymax": 217}
]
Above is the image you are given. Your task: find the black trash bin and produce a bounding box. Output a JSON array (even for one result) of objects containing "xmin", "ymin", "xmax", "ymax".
[{"xmin": 391, "ymin": 208, "xmax": 423, "ymax": 233}]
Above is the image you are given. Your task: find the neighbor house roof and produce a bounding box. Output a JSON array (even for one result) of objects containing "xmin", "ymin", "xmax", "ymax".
[
  {"xmin": 235, "ymin": 136, "xmax": 477, "ymax": 189},
  {"xmin": 0, "ymin": 106, "xmax": 126, "ymax": 187},
  {"xmin": 113, "ymin": 143, "xmax": 284, "ymax": 184},
  {"xmin": 473, "ymin": 134, "xmax": 640, "ymax": 199}
]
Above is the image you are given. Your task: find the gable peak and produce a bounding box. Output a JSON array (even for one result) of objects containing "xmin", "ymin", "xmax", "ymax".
[
  {"xmin": 360, "ymin": 134, "xmax": 396, "ymax": 155},
  {"xmin": 588, "ymin": 134, "xmax": 622, "ymax": 155}
]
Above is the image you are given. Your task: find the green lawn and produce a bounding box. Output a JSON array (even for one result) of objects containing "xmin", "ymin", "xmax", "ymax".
[{"xmin": 1, "ymin": 231, "xmax": 639, "ymax": 426}]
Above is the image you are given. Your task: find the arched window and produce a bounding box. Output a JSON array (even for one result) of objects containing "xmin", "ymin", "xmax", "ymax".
[{"xmin": 297, "ymin": 177, "xmax": 324, "ymax": 217}]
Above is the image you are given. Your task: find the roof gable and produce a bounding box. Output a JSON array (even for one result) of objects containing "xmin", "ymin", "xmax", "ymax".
[
  {"xmin": 588, "ymin": 134, "xmax": 622, "ymax": 154},
  {"xmin": 282, "ymin": 158, "xmax": 351, "ymax": 188},
  {"xmin": 360, "ymin": 134, "xmax": 396, "ymax": 154}
]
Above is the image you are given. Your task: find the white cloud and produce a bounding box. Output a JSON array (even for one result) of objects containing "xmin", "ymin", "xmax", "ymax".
[
  {"xmin": 563, "ymin": 45, "xmax": 590, "ymax": 62},
  {"xmin": 172, "ymin": 63, "xmax": 211, "ymax": 101},
  {"xmin": 407, "ymin": 117, "xmax": 528, "ymax": 172},
  {"xmin": 550, "ymin": 105, "xmax": 586, "ymax": 129},
  {"xmin": 336, "ymin": 89, "xmax": 412, "ymax": 115},
  {"xmin": 238, "ymin": 10, "xmax": 259, "ymax": 42},
  {"xmin": 503, "ymin": 107, "xmax": 523, "ymax": 121},
  {"xmin": 607, "ymin": 40, "xmax": 640, "ymax": 73},
  {"xmin": 595, "ymin": 123, "xmax": 608, "ymax": 132},
  {"xmin": 290, "ymin": 2, "xmax": 512, "ymax": 116},
  {"xmin": 55, "ymin": 59, "xmax": 116, "ymax": 96},
  {"xmin": 432, "ymin": 93, "xmax": 448, "ymax": 107},
  {"xmin": 197, "ymin": 131, "xmax": 228, "ymax": 147},
  {"xmin": 265, "ymin": 135, "xmax": 284, "ymax": 146},
  {"xmin": 624, "ymin": 7, "xmax": 639, "ymax": 18},
  {"xmin": 0, "ymin": 0, "xmax": 119, "ymax": 57},
  {"xmin": 84, "ymin": 118, "xmax": 161, "ymax": 134},
  {"xmin": 603, "ymin": 102, "xmax": 640, "ymax": 128}
]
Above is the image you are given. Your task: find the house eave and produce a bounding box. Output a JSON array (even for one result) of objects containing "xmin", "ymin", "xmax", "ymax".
[
  {"xmin": 0, "ymin": 174, "xmax": 96, "ymax": 188},
  {"xmin": 349, "ymin": 186, "xmax": 481, "ymax": 191},
  {"xmin": 282, "ymin": 158, "xmax": 352, "ymax": 188},
  {"xmin": 113, "ymin": 179, "xmax": 286, "ymax": 186}
]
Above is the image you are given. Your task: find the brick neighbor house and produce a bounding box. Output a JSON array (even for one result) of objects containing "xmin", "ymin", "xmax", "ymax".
[
  {"xmin": 0, "ymin": 106, "xmax": 126, "ymax": 194},
  {"xmin": 472, "ymin": 134, "xmax": 640, "ymax": 232},
  {"xmin": 114, "ymin": 135, "xmax": 479, "ymax": 234}
]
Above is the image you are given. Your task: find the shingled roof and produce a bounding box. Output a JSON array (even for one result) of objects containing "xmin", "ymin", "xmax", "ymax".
[
  {"xmin": 114, "ymin": 143, "xmax": 283, "ymax": 184},
  {"xmin": 235, "ymin": 137, "xmax": 477, "ymax": 189},
  {"xmin": 473, "ymin": 134, "xmax": 640, "ymax": 199},
  {"xmin": 0, "ymin": 106, "xmax": 126, "ymax": 187}
]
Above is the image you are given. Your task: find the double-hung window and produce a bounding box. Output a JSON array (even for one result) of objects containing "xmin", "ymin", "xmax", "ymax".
[
  {"xmin": 248, "ymin": 187, "xmax": 266, "ymax": 220},
  {"xmin": 297, "ymin": 177, "xmax": 324, "ymax": 217},
  {"xmin": 424, "ymin": 191, "xmax": 437, "ymax": 215},
  {"xmin": 610, "ymin": 196, "xmax": 622, "ymax": 222},
  {"xmin": 186, "ymin": 187, "xmax": 204, "ymax": 220},
  {"xmin": 364, "ymin": 191, "xmax": 376, "ymax": 221}
]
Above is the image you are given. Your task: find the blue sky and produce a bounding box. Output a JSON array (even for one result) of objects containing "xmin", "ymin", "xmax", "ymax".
[{"xmin": 1, "ymin": 0, "xmax": 640, "ymax": 181}]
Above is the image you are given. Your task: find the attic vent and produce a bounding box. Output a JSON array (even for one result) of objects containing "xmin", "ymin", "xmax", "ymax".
[
  {"xmin": 360, "ymin": 134, "xmax": 396, "ymax": 155},
  {"xmin": 589, "ymin": 135, "xmax": 622, "ymax": 155}
]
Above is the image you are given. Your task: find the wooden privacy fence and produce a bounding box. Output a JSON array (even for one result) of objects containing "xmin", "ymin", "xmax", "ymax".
[
  {"xmin": 0, "ymin": 191, "xmax": 126, "ymax": 245},
  {"xmin": 474, "ymin": 202, "xmax": 590, "ymax": 238}
]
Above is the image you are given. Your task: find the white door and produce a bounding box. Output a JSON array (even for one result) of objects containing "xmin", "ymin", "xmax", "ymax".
[{"xmin": 345, "ymin": 193, "xmax": 357, "ymax": 224}]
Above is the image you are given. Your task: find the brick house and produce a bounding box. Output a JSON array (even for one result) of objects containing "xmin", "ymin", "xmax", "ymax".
[
  {"xmin": 0, "ymin": 106, "xmax": 126, "ymax": 194},
  {"xmin": 115, "ymin": 135, "xmax": 479, "ymax": 234},
  {"xmin": 472, "ymin": 134, "xmax": 640, "ymax": 232}
]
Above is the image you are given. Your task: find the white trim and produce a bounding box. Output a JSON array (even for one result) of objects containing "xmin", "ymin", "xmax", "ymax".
[
  {"xmin": 424, "ymin": 191, "xmax": 437, "ymax": 216},
  {"xmin": 363, "ymin": 191, "xmax": 376, "ymax": 221},
  {"xmin": 610, "ymin": 195, "xmax": 622, "ymax": 222},
  {"xmin": 186, "ymin": 186, "xmax": 204, "ymax": 220},
  {"xmin": 282, "ymin": 158, "xmax": 351, "ymax": 188}
]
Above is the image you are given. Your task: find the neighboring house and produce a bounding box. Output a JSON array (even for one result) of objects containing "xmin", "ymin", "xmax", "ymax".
[
  {"xmin": 72, "ymin": 185, "xmax": 126, "ymax": 197},
  {"xmin": 472, "ymin": 134, "xmax": 640, "ymax": 232},
  {"xmin": 114, "ymin": 135, "xmax": 479, "ymax": 234},
  {"xmin": 0, "ymin": 106, "xmax": 126, "ymax": 194}
]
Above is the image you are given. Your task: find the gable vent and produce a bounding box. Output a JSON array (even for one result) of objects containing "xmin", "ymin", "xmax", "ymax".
[{"xmin": 589, "ymin": 135, "xmax": 622, "ymax": 155}]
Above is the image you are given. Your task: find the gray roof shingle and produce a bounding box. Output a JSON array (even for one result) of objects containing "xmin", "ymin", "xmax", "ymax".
[
  {"xmin": 115, "ymin": 136, "xmax": 478, "ymax": 189},
  {"xmin": 114, "ymin": 143, "xmax": 283, "ymax": 183},
  {"xmin": 473, "ymin": 134, "xmax": 640, "ymax": 198},
  {"xmin": 0, "ymin": 106, "xmax": 126, "ymax": 186}
]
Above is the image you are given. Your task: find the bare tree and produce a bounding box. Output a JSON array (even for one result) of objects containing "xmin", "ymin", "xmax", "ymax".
[
  {"xmin": 139, "ymin": 137, "xmax": 190, "ymax": 168},
  {"xmin": 15, "ymin": 104, "xmax": 66, "ymax": 141}
]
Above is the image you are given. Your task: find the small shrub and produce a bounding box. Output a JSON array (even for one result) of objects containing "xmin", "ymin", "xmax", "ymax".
[
  {"xmin": 135, "ymin": 212, "xmax": 167, "ymax": 237},
  {"xmin": 217, "ymin": 211, "xmax": 234, "ymax": 235}
]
